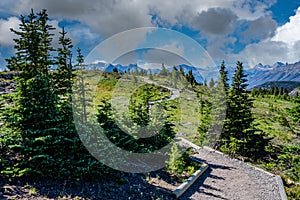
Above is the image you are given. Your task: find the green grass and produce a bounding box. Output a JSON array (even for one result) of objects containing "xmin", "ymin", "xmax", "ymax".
[
  {"xmin": 90, "ymin": 72, "xmax": 200, "ymax": 140},
  {"xmin": 252, "ymin": 95, "xmax": 298, "ymax": 144},
  {"xmin": 252, "ymin": 94, "xmax": 300, "ymax": 199}
]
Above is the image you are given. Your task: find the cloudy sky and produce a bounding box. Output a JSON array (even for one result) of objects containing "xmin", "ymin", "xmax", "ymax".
[{"xmin": 0, "ymin": 0, "xmax": 300, "ymax": 70}]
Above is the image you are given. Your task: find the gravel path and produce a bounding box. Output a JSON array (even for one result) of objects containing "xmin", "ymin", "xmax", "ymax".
[
  {"xmin": 0, "ymin": 144, "xmax": 287, "ymax": 200},
  {"xmin": 179, "ymin": 144, "xmax": 285, "ymax": 200},
  {"xmin": 142, "ymin": 77, "xmax": 181, "ymax": 103}
]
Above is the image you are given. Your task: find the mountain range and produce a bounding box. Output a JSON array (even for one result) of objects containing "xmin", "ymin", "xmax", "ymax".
[
  {"xmin": 246, "ymin": 62, "xmax": 300, "ymax": 88},
  {"xmin": 88, "ymin": 61, "xmax": 300, "ymax": 89}
]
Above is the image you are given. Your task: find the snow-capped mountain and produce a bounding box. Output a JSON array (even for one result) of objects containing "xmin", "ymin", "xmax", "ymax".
[
  {"xmin": 88, "ymin": 60, "xmax": 300, "ymax": 88},
  {"xmin": 88, "ymin": 62, "xmax": 205, "ymax": 83},
  {"xmin": 246, "ymin": 61, "xmax": 300, "ymax": 88},
  {"xmin": 88, "ymin": 62, "xmax": 143, "ymax": 73}
]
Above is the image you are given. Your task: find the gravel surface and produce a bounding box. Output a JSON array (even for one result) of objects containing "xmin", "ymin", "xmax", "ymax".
[
  {"xmin": 0, "ymin": 174, "xmax": 173, "ymax": 200},
  {"xmin": 179, "ymin": 146, "xmax": 284, "ymax": 200}
]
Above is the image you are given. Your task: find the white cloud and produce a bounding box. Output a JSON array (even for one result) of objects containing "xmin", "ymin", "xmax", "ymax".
[
  {"xmin": 232, "ymin": 0, "xmax": 275, "ymax": 20},
  {"xmin": 65, "ymin": 23, "xmax": 99, "ymax": 46},
  {"xmin": 159, "ymin": 43, "xmax": 185, "ymax": 57},
  {"xmin": 85, "ymin": 28, "xmax": 153, "ymax": 64},
  {"xmin": 141, "ymin": 43, "xmax": 186, "ymax": 66},
  {"xmin": 192, "ymin": 8, "xmax": 238, "ymax": 35},
  {"xmin": 206, "ymin": 36, "xmax": 237, "ymax": 62},
  {"xmin": 1, "ymin": 0, "xmax": 290, "ymax": 67},
  {"xmin": 232, "ymin": 6, "xmax": 300, "ymax": 67},
  {"xmin": 0, "ymin": 17, "xmax": 20, "ymax": 46},
  {"xmin": 232, "ymin": 39, "xmax": 300, "ymax": 67},
  {"xmin": 271, "ymin": 7, "xmax": 300, "ymax": 45},
  {"xmin": 0, "ymin": 17, "xmax": 62, "ymax": 48},
  {"xmin": 138, "ymin": 62, "xmax": 164, "ymax": 70},
  {"xmin": 241, "ymin": 16, "xmax": 277, "ymax": 42},
  {"xmin": 91, "ymin": 59, "xmax": 106, "ymax": 65},
  {"xmin": 48, "ymin": 20, "xmax": 65, "ymax": 49},
  {"xmin": 11, "ymin": 0, "xmax": 153, "ymax": 38},
  {"xmin": 113, "ymin": 50, "xmax": 139, "ymax": 66},
  {"xmin": 235, "ymin": 40, "xmax": 288, "ymax": 66},
  {"xmin": 9, "ymin": 0, "xmax": 275, "ymax": 38},
  {"xmin": 0, "ymin": 0, "xmax": 16, "ymax": 16}
]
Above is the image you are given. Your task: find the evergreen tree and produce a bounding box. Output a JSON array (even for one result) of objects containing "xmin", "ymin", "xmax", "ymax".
[
  {"xmin": 6, "ymin": 9, "xmax": 55, "ymax": 76},
  {"xmin": 197, "ymin": 96, "xmax": 212, "ymax": 146},
  {"xmin": 218, "ymin": 61, "xmax": 229, "ymax": 90},
  {"xmin": 209, "ymin": 78, "xmax": 215, "ymax": 88},
  {"xmin": 129, "ymin": 85, "xmax": 151, "ymax": 127},
  {"xmin": 53, "ymin": 27, "xmax": 74, "ymax": 96},
  {"xmin": 274, "ymin": 86, "xmax": 279, "ymax": 96},
  {"xmin": 74, "ymin": 48, "xmax": 89, "ymax": 123},
  {"xmin": 179, "ymin": 66, "xmax": 185, "ymax": 77},
  {"xmin": 133, "ymin": 64, "xmax": 139, "ymax": 76},
  {"xmin": 212, "ymin": 61, "xmax": 229, "ymax": 147},
  {"xmin": 220, "ymin": 61, "xmax": 269, "ymax": 158},
  {"xmin": 171, "ymin": 66, "xmax": 179, "ymax": 83},
  {"xmin": 185, "ymin": 70, "xmax": 197, "ymax": 86},
  {"xmin": 112, "ymin": 67, "xmax": 118, "ymax": 73},
  {"xmin": 3, "ymin": 9, "xmax": 64, "ymax": 176},
  {"xmin": 149, "ymin": 69, "xmax": 154, "ymax": 80},
  {"xmin": 52, "ymin": 27, "xmax": 75, "ymax": 144},
  {"xmin": 160, "ymin": 64, "xmax": 168, "ymax": 76},
  {"xmin": 279, "ymin": 87, "xmax": 284, "ymax": 96},
  {"xmin": 270, "ymin": 86, "xmax": 275, "ymax": 95},
  {"xmin": 227, "ymin": 61, "xmax": 253, "ymax": 140}
]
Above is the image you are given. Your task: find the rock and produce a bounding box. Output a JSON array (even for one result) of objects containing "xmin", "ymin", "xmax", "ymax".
[{"xmin": 289, "ymin": 88, "xmax": 300, "ymax": 97}]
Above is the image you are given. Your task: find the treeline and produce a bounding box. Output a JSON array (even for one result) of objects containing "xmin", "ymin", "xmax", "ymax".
[
  {"xmin": 251, "ymin": 86, "xmax": 291, "ymax": 99},
  {"xmin": 112, "ymin": 63, "xmax": 199, "ymax": 87}
]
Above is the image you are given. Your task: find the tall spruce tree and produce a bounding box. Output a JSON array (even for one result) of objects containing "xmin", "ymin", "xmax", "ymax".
[
  {"xmin": 227, "ymin": 61, "xmax": 253, "ymax": 140},
  {"xmin": 160, "ymin": 64, "xmax": 168, "ymax": 76},
  {"xmin": 218, "ymin": 61, "xmax": 229, "ymax": 90},
  {"xmin": 6, "ymin": 9, "xmax": 55, "ymax": 76},
  {"xmin": 211, "ymin": 61, "xmax": 229, "ymax": 147},
  {"xmin": 197, "ymin": 95, "xmax": 212, "ymax": 146},
  {"xmin": 4, "ymin": 9, "xmax": 63, "ymax": 176},
  {"xmin": 220, "ymin": 61, "xmax": 269, "ymax": 158},
  {"xmin": 209, "ymin": 78, "xmax": 215, "ymax": 88},
  {"xmin": 53, "ymin": 27, "xmax": 75, "ymax": 142},
  {"xmin": 54, "ymin": 27, "xmax": 74, "ymax": 96},
  {"xmin": 185, "ymin": 70, "xmax": 197, "ymax": 86},
  {"xmin": 74, "ymin": 48, "xmax": 90, "ymax": 123}
]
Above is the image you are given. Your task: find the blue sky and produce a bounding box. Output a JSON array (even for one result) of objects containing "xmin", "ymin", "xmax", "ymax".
[{"xmin": 0, "ymin": 0, "xmax": 300, "ymax": 70}]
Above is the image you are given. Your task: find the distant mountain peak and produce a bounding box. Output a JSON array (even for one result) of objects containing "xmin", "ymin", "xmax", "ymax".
[
  {"xmin": 251, "ymin": 62, "xmax": 286, "ymax": 70},
  {"xmin": 247, "ymin": 61, "xmax": 300, "ymax": 88},
  {"xmin": 272, "ymin": 62, "xmax": 285, "ymax": 68},
  {"xmin": 87, "ymin": 60, "xmax": 300, "ymax": 89}
]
